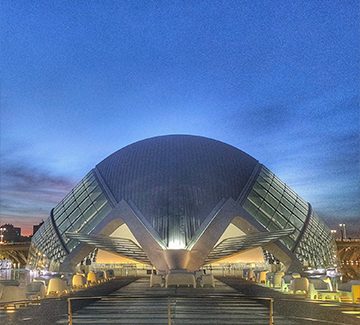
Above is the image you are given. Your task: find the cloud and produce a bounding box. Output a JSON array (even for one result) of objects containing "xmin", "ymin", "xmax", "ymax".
[
  {"xmin": 0, "ymin": 160, "xmax": 75, "ymax": 224},
  {"xmin": 323, "ymin": 216, "xmax": 360, "ymax": 238},
  {"xmin": 223, "ymin": 90, "xmax": 360, "ymax": 221}
]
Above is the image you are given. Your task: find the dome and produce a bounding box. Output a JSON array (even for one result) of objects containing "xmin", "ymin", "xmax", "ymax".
[
  {"xmin": 96, "ymin": 135, "xmax": 258, "ymax": 246},
  {"xmin": 28, "ymin": 134, "xmax": 337, "ymax": 273}
]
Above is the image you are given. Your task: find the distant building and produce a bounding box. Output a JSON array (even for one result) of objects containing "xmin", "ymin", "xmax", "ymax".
[
  {"xmin": 33, "ymin": 221, "xmax": 44, "ymax": 236},
  {"xmin": 0, "ymin": 224, "xmax": 21, "ymax": 242}
]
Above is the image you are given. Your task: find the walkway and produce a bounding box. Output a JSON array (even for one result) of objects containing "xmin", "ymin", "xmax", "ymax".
[
  {"xmin": 59, "ymin": 278, "xmax": 294, "ymax": 324},
  {"xmin": 2, "ymin": 276, "xmax": 359, "ymax": 324},
  {"xmin": 218, "ymin": 276, "xmax": 360, "ymax": 325},
  {"xmin": 0, "ymin": 277, "xmax": 137, "ymax": 325}
]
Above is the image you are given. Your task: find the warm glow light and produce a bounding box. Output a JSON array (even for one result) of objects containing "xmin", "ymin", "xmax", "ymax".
[
  {"xmin": 168, "ymin": 240, "xmax": 185, "ymax": 249},
  {"xmin": 341, "ymin": 311, "xmax": 360, "ymax": 315},
  {"xmin": 320, "ymin": 304, "xmax": 338, "ymax": 307}
]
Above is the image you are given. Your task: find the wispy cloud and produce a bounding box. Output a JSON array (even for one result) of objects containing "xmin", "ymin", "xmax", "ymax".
[
  {"xmin": 0, "ymin": 158, "xmax": 75, "ymax": 232},
  {"xmin": 224, "ymin": 91, "xmax": 360, "ymax": 220}
]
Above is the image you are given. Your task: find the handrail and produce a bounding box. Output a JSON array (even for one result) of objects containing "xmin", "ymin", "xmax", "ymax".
[
  {"xmin": 0, "ymin": 299, "xmax": 41, "ymax": 309},
  {"xmin": 66, "ymin": 294, "xmax": 274, "ymax": 325}
]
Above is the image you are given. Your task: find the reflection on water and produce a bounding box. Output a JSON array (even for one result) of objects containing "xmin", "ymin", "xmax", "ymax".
[
  {"xmin": 0, "ymin": 265, "xmax": 358, "ymax": 287},
  {"xmin": 340, "ymin": 265, "xmax": 360, "ymax": 282},
  {"xmin": 0, "ymin": 269, "xmax": 36, "ymax": 287}
]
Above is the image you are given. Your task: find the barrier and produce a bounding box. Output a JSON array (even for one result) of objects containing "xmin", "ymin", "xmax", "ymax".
[
  {"xmin": 72, "ymin": 274, "xmax": 86, "ymax": 289},
  {"xmin": 67, "ymin": 294, "xmax": 274, "ymax": 325},
  {"xmin": 86, "ymin": 271, "xmax": 98, "ymax": 285},
  {"xmin": 47, "ymin": 278, "xmax": 68, "ymax": 296}
]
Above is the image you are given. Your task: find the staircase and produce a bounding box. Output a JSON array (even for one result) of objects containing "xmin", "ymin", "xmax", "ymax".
[{"xmin": 60, "ymin": 278, "xmax": 295, "ymax": 324}]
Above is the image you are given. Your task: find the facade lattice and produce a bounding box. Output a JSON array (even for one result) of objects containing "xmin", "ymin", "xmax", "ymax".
[{"xmin": 27, "ymin": 135, "xmax": 337, "ymax": 272}]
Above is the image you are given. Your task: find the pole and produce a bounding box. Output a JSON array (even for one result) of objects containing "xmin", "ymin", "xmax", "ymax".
[
  {"xmin": 167, "ymin": 297, "xmax": 171, "ymax": 325},
  {"xmin": 68, "ymin": 298, "xmax": 73, "ymax": 325},
  {"xmin": 269, "ymin": 298, "xmax": 274, "ymax": 325}
]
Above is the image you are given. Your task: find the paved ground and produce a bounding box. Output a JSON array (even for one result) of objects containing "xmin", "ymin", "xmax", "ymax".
[
  {"xmin": 0, "ymin": 277, "xmax": 137, "ymax": 325},
  {"xmin": 57, "ymin": 277, "xmax": 293, "ymax": 324},
  {"xmin": 218, "ymin": 276, "xmax": 360, "ymax": 325},
  {"xmin": 2, "ymin": 276, "xmax": 360, "ymax": 324}
]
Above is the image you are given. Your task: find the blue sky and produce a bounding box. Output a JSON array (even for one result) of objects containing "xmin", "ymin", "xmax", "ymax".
[{"xmin": 1, "ymin": 1, "xmax": 359, "ymax": 235}]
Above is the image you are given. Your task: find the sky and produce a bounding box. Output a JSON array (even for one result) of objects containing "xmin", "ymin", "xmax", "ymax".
[{"xmin": 1, "ymin": 1, "xmax": 359, "ymax": 236}]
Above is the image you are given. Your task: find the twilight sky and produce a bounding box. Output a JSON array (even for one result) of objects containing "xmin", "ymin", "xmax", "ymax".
[{"xmin": 1, "ymin": 1, "xmax": 359, "ymax": 236}]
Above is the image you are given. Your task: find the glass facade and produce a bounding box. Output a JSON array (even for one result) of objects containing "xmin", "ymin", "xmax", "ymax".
[
  {"xmin": 242, "ymin": 166, "xmax": 337, "ymax": 268},
  {"xmin": 52, "ymin": 171, "xmax": 112, "ymax": 253},
  {"xmin": 26, "ymin": 136, "xmax": 338, "ymax": 272},
  {"xmin": 294, "ymin": 210, "xmax": 337, "ymax": 267},
  {"xmin": 242, "ymin": 166, "xmax": 308, "ymax": 251},
  {"xmin": 27, "ymin": 170, "xmax": 113, "ymax": 271},
  {"xmin": 27, "ymin": 216, "xmax": 67, "ymax": 271}
]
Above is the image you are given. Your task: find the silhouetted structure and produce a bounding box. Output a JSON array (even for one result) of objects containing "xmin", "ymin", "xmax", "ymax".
[
  {"xmin": 0, "ymin": 224, "xmax": 21, "ymax": 242},
  {"xmin": 33, "ymin": 221, "xmax": 44, "ymax": 236}
]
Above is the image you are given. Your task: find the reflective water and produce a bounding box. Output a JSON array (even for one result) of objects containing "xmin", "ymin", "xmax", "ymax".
[
  {"xmin": 0, "ymin": 269, "xmax": 37, "ymax": 288},
  {"xmin": 341, "ymin": 265, "xmax": 360, "ymax": 281}
]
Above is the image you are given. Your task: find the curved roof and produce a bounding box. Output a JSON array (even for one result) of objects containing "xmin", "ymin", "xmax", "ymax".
[{"xmin": 96, "ymin": 135, "xmax": 258, "ymax": 244}]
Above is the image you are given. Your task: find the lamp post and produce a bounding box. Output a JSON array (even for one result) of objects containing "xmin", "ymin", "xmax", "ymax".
[
  {"xmin": 0, "ymin": 227, "xmax": 5, "ymax": 244},
  {"xmin": 339, "ymin": 224, "xmax": 347, "ymax": 241},
  {"xmin": 330, "ymin": 229, "xmax": 337, "ymax": 239}
]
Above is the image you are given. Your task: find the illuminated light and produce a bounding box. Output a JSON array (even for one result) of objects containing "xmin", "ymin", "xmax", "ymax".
[
  {"xmin": 168, "ymin": 241, "xmax": 185, "ymax": 249},
  {"xmin": 320, "ymin": 304, "xmax": 338, "ymax": 307},
  {"xmin": 341, "ymin": 311, "xmax": 360, "ymax": 315}
]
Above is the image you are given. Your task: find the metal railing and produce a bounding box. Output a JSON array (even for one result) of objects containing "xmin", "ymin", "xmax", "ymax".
[
  {"xmin": 0, "ymin": 299, "xmax": 41, "ymax": 310},
  {"xmin": 67, "ymin": 294, "xmax": 274, "ymax": 325}
]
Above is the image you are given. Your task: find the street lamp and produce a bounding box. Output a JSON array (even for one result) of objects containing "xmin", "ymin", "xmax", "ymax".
[
  {"xmin": 0, "ymin": 227, "xmax": 5, "ymax": 244},
  {"xmin": 339, "ymin": 224, "xmax": 347, "ymax": 241}
]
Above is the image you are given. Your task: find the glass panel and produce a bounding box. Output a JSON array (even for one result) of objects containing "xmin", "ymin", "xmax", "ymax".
[
  {"xmin": 243, "ymin": 199, "xmax": 259, "ymax": 216},
  {"xmin": 289, "ymin": 215, "xmax": 303, "ymax": 230},
  {"xmin": 79, "ymin": 204, "xmax": 111, "ymax": 233},
  {"xmin": 93, "ymin": 194, "xmax": 107, "ymax": 210},
  {"xmin": 248, "ymin": 191, "xmax": 263, "ymax": 208},
  {"xmin": 65, "ymin": 200, "xmax": 77, "ymax": 215},
  {"xmin": 58, "ymin": 217, "xmax": 72, "ymax": 233},
  {"xmin": 268, "ymin": 185, "xmax": 282, "ymax": 201},
  {"xmin": 272, "ymin": 211, "xmax": 288, "ymax": 228},
  {"xmin": 83, "ymin": 204, "xmax": 97, "ymax": 222},
  {"xmin": 257, "ymin": 176, "xmax": 271, "ymax": 190},
  {"xmin": 277, "ymin": 203, "xmax": 292, "ymax": 220},
  {"xmin": 265, "ymin": 192, "xmax": 279, "ymax": 209},
  {"xmin": 281, "ymin": 197, "xmax": 294, "ymax": 212},
  {"xmin": 267, "ymin": 221, "xmax": 279, "ymax": 231},
  {"xmin": 297, "ymin": 199, "xmax": 308, "ymax": 210},
  {"xmin": 260, "ymin": 200, "xmax": 275, "ymax": 219},
  {"xmin": 67, "ymin": 207, "xmax": 82, "ymax": 224},
  {"xmin": 281, "ymin": 237, "xmax": 294, "ymax": 250},
  {"xmin": 79, "ymin": 197, "xmax": 92, "ymax": 213},
  {"xmin": 254, "ymin": 209, "xmax": 271, "ymax": 229},
  {"xmin": 76, "ymin": 188, "xmax": 88, "ymax": 205},
  {"xmin": 283, "ymin": 188, "xmax": 296, "ymax": 202},
  {"xmin": 271, "ymin": 180, "xmax": 284, "ymax": 195},
  {"xmin": 293, "ymin": 206, "xmax": 307, "ymax": 222},
  {"xmin": 89, "ymin": 186, "xmax": 102, "ymax": 202},
  {"xmin": 53, "ymin": 203, "xmax": 64, "ymax": 215},
  {"xmin": 85, "ymin": 179, "xmax": 97, "ymax": 194}
]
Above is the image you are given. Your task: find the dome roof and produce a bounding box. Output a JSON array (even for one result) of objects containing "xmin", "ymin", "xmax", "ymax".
[{"xmin": 96, "ymin": 135, "xmax": 258, "ymax": 245}]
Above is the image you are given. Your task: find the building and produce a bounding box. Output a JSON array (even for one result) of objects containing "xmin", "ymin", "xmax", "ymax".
[
  {"xmin": 0, "ymin": 224, "xmax": 21, "ymax": 242},
  {"xmin": 32, "ymin": 221, "xmax": 44, "ymax": 236},
  {"xmin": 27, "ymin": 135, "xmax": 337, "ymax": 273}
]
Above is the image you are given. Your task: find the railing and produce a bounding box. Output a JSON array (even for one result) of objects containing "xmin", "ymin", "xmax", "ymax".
[
  {"xmin": 66, "ymin": 294, "xmax": 274, "ymax": 325},
  {"xmin": 336, "ymin": 238, "xmax": 360, "ymax": 242},
  {"xmin": 0, "ymin": 299, "xmax": 41, "ymax": 310}
]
